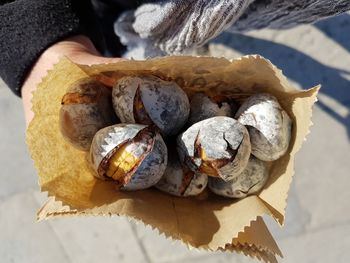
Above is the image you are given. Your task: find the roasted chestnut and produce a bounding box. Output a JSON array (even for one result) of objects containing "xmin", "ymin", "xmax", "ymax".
[
  {"xmin": 59, "ymin": 77, "xmax": 117, "ymax": 151},
  {"xmin": 188, "ymin": 93, "xmax": 235, "ymax": 125},
  {"xmin": 112, "ymin": 76, "xmax": 190, "ymax": 136},
  {"xmin": 177, "ymin": 116, "xmax": 251, "ymax": 182},
  {"xmin": 155, "ymin": 151, "xmax": 207, "ymax": 197},
  {"xmin": 235, "ymin": 93, "xmax": 292, "ymax": 161},
  {"xmin": 208, "ymin": 156, "xmax": 269, "ymax": 198},
  {"xmin": 89, "ymin": 124, "xmax": 168, "ymax": 190}
]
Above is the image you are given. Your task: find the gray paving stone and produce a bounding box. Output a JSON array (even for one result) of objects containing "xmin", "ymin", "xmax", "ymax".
[
  {"xmin": 293, "ymin": 105, "xmax": 350, "ymax": 229},
  {"xmin": 0, "ymin": 80, "xmax": 38, "ymax": 200},
  {"xmin": 265, "ymin": 110, "xmax": 350, "ymax": 239},
  {"xmin": 277, "ymin": 223, "xmax": 350, "ymax": 263},
  {"xmin": 263, "ymin": 182, "xmax": 311, "ymax": 241},
  {"xmin": 131, "ymin": 221, "xmax": 252, "ymax": 263},
  {"xmin": 44, "ymin": 216, "xmax": 147, "ymax": 263},
  {"xmin": 174, "ymin": 252, "xmax": 252, "ymax": 263},
  {"xmin": 32, "ymin": 190, "xmax": 48, "ymax": 206},
  {"xmin": 131, "ymin": 221, "xmax": 203, "ymax": 262},
  {"xmin": 0, "ymin": 192, "xmax": 70, "ymax": 263}
]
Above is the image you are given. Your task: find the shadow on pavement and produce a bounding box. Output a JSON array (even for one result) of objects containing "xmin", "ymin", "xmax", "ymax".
[
  {"xmin": 315, "ymin": 13, "xmax": 350, "ymax": 54},
  {"xmin": 212, "ymin": 24, "xmax": 350, "ymax": 140}
]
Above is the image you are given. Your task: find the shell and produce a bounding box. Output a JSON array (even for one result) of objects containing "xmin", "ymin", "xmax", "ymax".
[
  {"xmin": 155, "ymin": 151, "xmax": 207, "ymax": 197},
  {"xmin": 111, "ymin": 76, "xmax": 138, "ymax": 124},
  {"xmin": 89, "ymin": 124, "xmax": 145, "ymax": 176},
  {"xmin": 208, "ymin": 156, "xmax": 269, "ymax": 198},
  {"xmin": 112, "ymin": 76, "xmax": 190, "ymax": 136},
  {"xmin": 177, "ymin": 116, "xmax": 251, "ymax": 182},
  {"xmin": 235, "ymin": 93, "xmax": 292, "ymax": 161},
  {"xmin": 122, "ymin": 132, "xmax": 168, "ymax": 191},
  {"xmin": 188, "ymin": 93, "xmax": 233, "ymax": 125},
  {"xmin": 89, "ymin": 124, "xmax": 168, "ymax": 190},
  {"xmin": 59, "ymin": 78, "xmax": 117, "ymax": 151}
]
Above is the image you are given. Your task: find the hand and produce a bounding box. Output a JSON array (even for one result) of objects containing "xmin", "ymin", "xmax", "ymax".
[{"xmin": 21, "ymin": 35, "xmax": 124, "ymax": 127}]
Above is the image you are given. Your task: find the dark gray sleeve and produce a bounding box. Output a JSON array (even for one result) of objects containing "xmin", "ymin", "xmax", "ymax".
[{"xmin": 0, "ymin": 0, "xmax": 99, "ymax": 96}]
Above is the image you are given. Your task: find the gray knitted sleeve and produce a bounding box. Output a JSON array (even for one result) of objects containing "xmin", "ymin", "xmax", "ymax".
[
  {"xmin": 132, "ymin": 0, "xmax": 252, "ymax": 54},
  {"xmin": 231, "ymin": 0, "xmax": 350, "ymax": 32},
  {"xmin": 115, "ymin": 0, "xmax": 350, "ymax": 58},
  {"xmin": 115, "ymin": 0, "xmax": 253, "ymax": 57}
]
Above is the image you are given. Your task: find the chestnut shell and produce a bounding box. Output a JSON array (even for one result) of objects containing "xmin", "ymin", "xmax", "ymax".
[
  {"xmin": 177, "ymin": 116, "xmax": 251, "ymax": 181},
  {"xmin": 155, "ymin": 151, "xmax": 207, "ymax": 196},
  {"xmin": 208, "ymin": 156, "xmax": 269, "ymax": 198},
  {"xmin": 235, "ymin": 93, "xmax": 292, "ymax": 161},
  {"xmin": 89, "ymin": 124, "xmax": 168, "ymax": 190},
  {"xmin": 188, "ymin": 93, "xmax": 233, "ymax": 125},
  {"xmin": 112, "ymin": 76, "xmax": 190, "ymax": 136},
  {"xmin": 59, "ymin": 78, "xmax": 117, "ymax": 151}
]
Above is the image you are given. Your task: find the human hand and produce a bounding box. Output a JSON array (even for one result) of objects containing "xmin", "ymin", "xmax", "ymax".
[{"xmin": 21, "ymin": 35, "xmax": 124, "ymax": 127}]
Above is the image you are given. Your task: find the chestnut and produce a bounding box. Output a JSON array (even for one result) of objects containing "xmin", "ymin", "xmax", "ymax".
[
  {"xmin": 188, "ymin": 93, "xmax": 235, "ymax": 125},
  {"xmin": 89, "ymin": 124, "xmax": 168, "ymax": 191},
  {"xmin": 112, "ymin": 76, "xmax": 190, "ymax": 136},
  {"xmin": 59, "ymin": 77, "xmax": 117, "ymax": 151},
  {"xmin": 155, "ymin": 151, "xmax": 207, "ymax": 197},
  {"xmin": 235, "ymin": 93, "xmax": 292, "ymax": 161},
  {"xmin": 177, "ymin": 116, "xmax": 251, "ymax": 182},
  {"xmin": 208, "ymin": 156, "xmax": 269, "ymax": 198}
]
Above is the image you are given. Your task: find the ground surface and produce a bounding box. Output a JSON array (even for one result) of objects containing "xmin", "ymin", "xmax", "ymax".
[{"xmin": 0, "ymin": 13, "xmax": 350, "ymax": 263}]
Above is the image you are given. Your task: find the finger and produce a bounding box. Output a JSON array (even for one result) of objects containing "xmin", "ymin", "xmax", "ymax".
[{"xmin": 70, "ymin": 53, "xmax": 127, "ymax": 66}]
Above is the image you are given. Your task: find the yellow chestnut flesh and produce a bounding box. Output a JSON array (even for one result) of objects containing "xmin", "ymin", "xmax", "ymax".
[{"xmin": 106, "ymin": 138, "xmax": 149, "ymax": 183}]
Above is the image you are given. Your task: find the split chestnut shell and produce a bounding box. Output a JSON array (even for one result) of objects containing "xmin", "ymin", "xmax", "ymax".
[
  {"xmin": 188, "ymin": 93, "xmax": 234, "ymax": 125},
  {"xmin": 235, "ymin": 93, "xmax": 292, "ymax": 161},
  {"xmin": 112, "ymin": 76, "xmax": 190, "ymax": 136},
  {"xmin": 59, "ymin": 78, "xmax": 117, "ymax": 151},
  {"xmin": 155, "ymin": 151, "xmax": 207, "ymax": 197},
  {"xmin": 89, "ymin": 124, "xmax": 168, "ymax": 191},
  {"xmin": 177, "ymin": 116, "xmax": 251, "ymax": 182},
  {"xmin": 208, "ymin": 156, "xmax": 269, "ymax": 198}
]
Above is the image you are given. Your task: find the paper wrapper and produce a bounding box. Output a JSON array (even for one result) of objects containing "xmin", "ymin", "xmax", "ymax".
[{"xmin": 27, "ymin": 55, "xmax": 319, "ymax": 263}]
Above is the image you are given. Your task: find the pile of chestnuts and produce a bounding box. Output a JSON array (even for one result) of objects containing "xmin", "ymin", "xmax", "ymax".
[{"xmin": 59, "ymin": 75, "xmax": 292, "ymax": 199}]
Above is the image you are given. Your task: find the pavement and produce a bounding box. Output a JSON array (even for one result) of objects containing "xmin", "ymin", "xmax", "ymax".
[{"xmin": 1, "ymin": 12, "xmax": 350, "ymax": 263}]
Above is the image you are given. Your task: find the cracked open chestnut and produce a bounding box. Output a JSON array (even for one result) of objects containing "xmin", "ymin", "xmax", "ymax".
[
  {"xmin": 89, "ymin": 124, "xmax": 168, "ymax": 191},
  {"xmin": 59, "ymin": 77, "xmax": 117, "ymax": 151},
  {"xmin": 155, "ymin": 150, "xmax": 207, "ymax": 197},
  {"xmin": 177, "ymin": 116, "xmax": 251, "ymax": 182},
  {"xmin": 235, "ymin": 93, "xmax": 292, "ymax": 161},
  {"xmin": 188, "ymin": 93, "xmax": 236, "ymax": 125},
  {"xmin": 208, "ymin": 156, "xmax": 269, "ymax": 198},
  {"xmin": 112, "ymin": 76, "xmax": 190, "ymax": 136}
]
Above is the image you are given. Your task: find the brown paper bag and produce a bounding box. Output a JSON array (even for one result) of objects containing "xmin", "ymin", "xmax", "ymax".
[{"xmin": 27, "ymin": 55, "xmax": 319, "ymax": 263}]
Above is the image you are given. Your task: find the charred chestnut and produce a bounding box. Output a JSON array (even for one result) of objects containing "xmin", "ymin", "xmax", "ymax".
[
  {"xmin": 235, "ymin": 93, "xmax": 292, "ymax": 161},
  {"xmin": 89, "ymin": 124, "xmax": 168, "ymax": 190},
  {"xmin": 155, "ymin": 151, "xmax": 207, "ymax": 197},
  {"xmin": 188, "ymin": 93, "xmax": 235, "ymax": 125},
  {"xmin": 59, "ymin": 78, "xmax": 117, "ymax": 151},
  {"xmin": 177, "ymin": 116, "xmax": 251, "ymax": 182},
  {"xmin": 208, "ymin": 156, "xmax": 269, "ymax": 198},
  {"xmin": 112, "ymin": 76, "xmax": 190, "ymax": 136}
]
